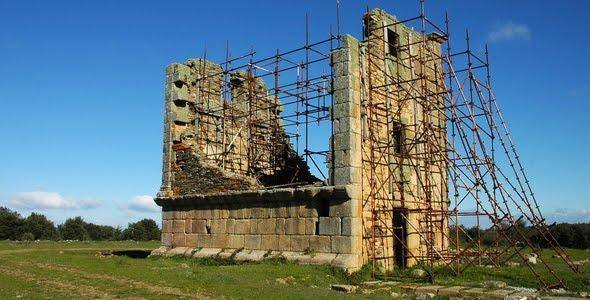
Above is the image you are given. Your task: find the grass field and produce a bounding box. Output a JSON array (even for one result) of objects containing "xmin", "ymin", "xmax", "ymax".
[{"xmin": 0, "ymin": 241, "xmax": 587, "ymax": 299}]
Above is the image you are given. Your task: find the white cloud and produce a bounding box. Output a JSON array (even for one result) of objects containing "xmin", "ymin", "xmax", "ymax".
[
  {"xmin": 547, "ymin": 208, "xmax": 590, "ymax": 223},
  {"xmin": 10, "ymin": 191, "xmax": 101, "ymax": 210},
  {"xmin": 488, "ymin": 21, "xmax": 530, "ymax": 42},
  {"xmin": 128, "ymin": 195, "xmax": 159, "ymax": 213}
]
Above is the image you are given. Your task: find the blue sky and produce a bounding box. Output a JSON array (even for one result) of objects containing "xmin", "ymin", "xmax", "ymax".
[{"xmin": 0, "ymin": 1, "xmax": 588, "ymax": 227}]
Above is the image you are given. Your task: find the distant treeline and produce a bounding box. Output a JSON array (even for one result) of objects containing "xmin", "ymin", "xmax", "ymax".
[
  {"xmin": 452, "ymin": 220, "xmax": 590, "ymax": 249},
  {"xmin": 0, "ymin": 206, "xmax": 160, "ymax": 241}
]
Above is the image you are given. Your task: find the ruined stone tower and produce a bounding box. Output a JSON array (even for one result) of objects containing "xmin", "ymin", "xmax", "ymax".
[{"xmin": 153, "ymin": 8, "xmax": 449, "ymax": 272}]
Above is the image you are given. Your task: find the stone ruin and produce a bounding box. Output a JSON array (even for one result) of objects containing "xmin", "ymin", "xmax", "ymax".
[{"xmin": 151, "ymin": 8, "xmax": 449, "ymax": 272}]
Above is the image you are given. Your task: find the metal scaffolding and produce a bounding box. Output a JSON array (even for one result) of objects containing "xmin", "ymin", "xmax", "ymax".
[
  {"xmin": 361, "ymin": 0, "xmax": 579, "ymax": 289},
  {"xmin": 187, "ymin": 0, "xmax": 578, "ymax": 289},
  {"xmin": 191, "ymin": 18, "xmax": 337, "ymax": 186}
]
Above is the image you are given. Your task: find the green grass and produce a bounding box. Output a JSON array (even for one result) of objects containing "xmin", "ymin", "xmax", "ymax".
[
  {"xmin": 0, "ymin": 241, "xmax": 587, "ymax": 299},
  {"xmin": 383, "ymin": 248, "xmax": 590, "ymax": 292},
  {"xmin": 0, "ymin": 241, "xmax": 388, "ymax": 299}
]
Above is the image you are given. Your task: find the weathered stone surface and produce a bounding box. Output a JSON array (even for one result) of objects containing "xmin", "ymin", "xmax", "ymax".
[
  {"xmin": 331, "ymin": 284, "xmax": 357, "ymax": 293},
  {"xmin": 290, "ymin": 235, "xmax": 310, "ymax": 252},
  {"xmin": 165, "ymin": 247, "xmax": 190, "ymax": 257},
  {"xmin": 463, "ymin": 288, "xmax": 487, "ymax": 298},
  {"xmin": 185, "ymin": 234, "xmax": 198, "ymax": 247},
  {"xmin": 209, "ymin": 234, "xmax": 228, "ymax": 248},
  {"xmin": 191, "ymin": 220, "xmax": 207, "ymax": 234},
  {"xmin": 162, "ymin": 220, "xmax": 173, "ymax": 233},
  {"xmin": 234, "ymin": 249, "xmax": 266, "ymax": 261},
  {"xmin": 172, "ymin": 233, "xmax": 186, "ymax": 246},
  {"xmin": 341, "ymin": 217, "xmax": 361, "ymax": 236},
  {"xmin": 227, "ymin": 234, "xmax": 244, "ymax": 249},
  {"xmin": 285, "ymin": 218, "xmax": 306, "ymax": 235},
  {"xmin": 234, "ymin": 219, "xmax": 250, "ymax": 234},
  {"xmin": 172, "ymin": 220, "xmax": 185, "ymax": 233},
  {"xmin": 278, "ymin": 235, "xmax": 290, "ymax": 251},
  {"xmin": 161, "ymin": 233, "xmax": 172, "ymax": 247},
  {"xmin": 191, "ymin": 247, "xmax": 222, "ymax": 258},
  {"xmin": 415, "ymin": 285, "xmax": 444, "ymax": 295},
  {"xmin": 309, "ymin": 236, "xmax": 331, "ymax": 252},
  {"xmin": 258, "ymin": 218, "xmax": 275, "ymax": 235},
  {"xmin": 486, "ymin": 289, "xmax": 515, "ymax": 299},
  {"xmin": 437, "ymin": 286, "xmax": 465, "ymax": 297},
  {"xmin": 319, "ymin": 217, "xmax": 341, "ymax": 235},
  {"xmin": 210, "ymin": 219, "xmax": 226, "ymax": 234},
  {"xmin": 244, "ymin": 235, "xmax": 262, "ymax": 249},
  {"xmin": 150, "ymin": 246, "xmax": 169, "ymax": 256},
  {"xmin": 260, "ymin": 235, "xmax": 279, "ymax": 250},
  {"xmin": 483, "ymin": 280, "xmax": 507, "ymax": 289},
  {"xmin": 331, "ymin": 236, "xmax": 360, "ymax": 253}
]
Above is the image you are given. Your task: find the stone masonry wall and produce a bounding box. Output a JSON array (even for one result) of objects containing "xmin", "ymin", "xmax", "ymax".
[
  {"xmin": 358, "ymin": 9, "xmax": 449, "ymax": 269},
  {"xmin": 153, "ymin": 185, "xmax": 363, "ymax": 271}
]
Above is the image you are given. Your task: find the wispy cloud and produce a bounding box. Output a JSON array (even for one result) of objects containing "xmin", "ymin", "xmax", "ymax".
[
  {"xmin": 10, "ymin": 191, "xmax": 101, "ymax": 210},
  {"xmin": 547, "ymin": 208, "xmax": 590, "ymax": 223},
  {"xmin": 128, "ymin": 195, "xmax": 159, "ymax": 213},
  {"xmin": 488, "ymin": 21, "xmax": 530, "ymax": 43}
]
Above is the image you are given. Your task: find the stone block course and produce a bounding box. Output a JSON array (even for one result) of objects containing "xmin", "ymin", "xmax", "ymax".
[
  {"xmin": 309, "ymin": 236, "xmax": 331, "ymax": 252},
  {"xmin": 260, "ymin": 235, "xmax": 279, "ymax": 250},
  {"xmin": 234, "ymin": 219, "xmax": 250, "ymax": 234},
  {"xmin": 210, "ymin": 219, "xmax": 226, "ymax": 234},
  {"xmin": 331, "ymin": 236, "xmax": 360, "ymax": 254},
  {"xmin": 341, "ymin": 217, "xmax": 361, "ymax": 236},
  {"xmin": 290, "ymin": 235, "xmax": 310, "ymax": 252},
  {"xmin": 319, "ymin": 217, "xmax": 341, "ymax": 235},
  {"xmin": 186, "ymin": 234, "xmax": 198, "ymax": 247},
  {"xmin": 258, "ymin": 218, "xmax": 276, "ymax": 235},
  {"xmin": 245, "ymin": 235, "xmax": 261, "ymax": 249},
  {"xmin": 278, "ymin": 235, "xmax": 290, "ymax": 251},
  {"xmin": 285, "ymin": 218, "xmax": 306, "ymax": 235},
  {"xmin": 172, "ymin": 220, "xmax": 186, "ymax": 233},
  {"xmin": 162, "ymin": 220, "xmax": 173, "ymax": 233},
  {"xmin": 172, "ymin": 233, "xmax": 186, "ymax": 246},
  {"xmin": 305, "ymin": 218, "xmax": 317, "ymax": 235},
  {"xmin": 227, "ymin": 234, "xmax": 244, "ymax": 249}
]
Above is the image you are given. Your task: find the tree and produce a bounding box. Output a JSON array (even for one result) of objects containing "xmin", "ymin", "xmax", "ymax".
[
  {"xmin": 122, "ymin": 219, "xmax": 160, "ymax": 241},
  {"xmin": 84, "ymin": 222, "xmax": 121, "ymax": 241},
  {"xmin": 24, "ymin": 213, "xmax": 59, "ymax": 240},
  {"xmin": 58, "ymin": 217, "xmax": 89, "ymax": 240},
  {"xmin": 0, "ymin": 207, "xmax": 25, "ymax": 240}
]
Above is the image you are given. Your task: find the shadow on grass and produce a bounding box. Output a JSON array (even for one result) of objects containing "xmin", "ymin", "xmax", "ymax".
[{"xmin": 112, "ymin": 250, "xmax": 151, "ymax": 259}]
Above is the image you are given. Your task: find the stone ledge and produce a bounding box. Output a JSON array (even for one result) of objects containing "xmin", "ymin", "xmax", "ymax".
[
  {"xmin": 155, "ymin": 185, "xmax": 353, "ymax": 209},
  {"xmin": 150, "ymin": 246, "xmax": 360, "ymax": 272}
]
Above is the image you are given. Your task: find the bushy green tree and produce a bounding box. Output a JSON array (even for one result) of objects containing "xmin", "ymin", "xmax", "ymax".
[
  {"xmin": 0, "ymin": 207, "xmax": 25, "ymax": 240},
  {"xmin": 84, "ymin": 222, "xmax": 121, "ymax": 241},
  {"xmin": 122, "ymin": 219, "xmax": 160, "ymax": 241},
  {"xmin": 58, "ymin": 217, "xmax": 89, "ymax": 240},
  {"xmin": 24, "ymin": 213, "xmax": 59, "ymax": 240}
]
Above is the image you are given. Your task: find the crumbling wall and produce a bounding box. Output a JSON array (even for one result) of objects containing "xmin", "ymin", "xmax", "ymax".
[{"xmin": 159, "ymin": 59, "xmax": 318, "ymax": 197}]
